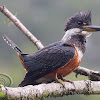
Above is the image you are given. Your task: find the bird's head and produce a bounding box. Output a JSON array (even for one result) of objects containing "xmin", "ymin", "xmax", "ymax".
[{"xmin": 62, "ymin": 11, "xmax": 100, "ymax": 41}]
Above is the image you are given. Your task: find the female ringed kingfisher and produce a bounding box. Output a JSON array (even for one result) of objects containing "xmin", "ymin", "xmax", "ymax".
[{"xmin": 3, "ymin": 11, "xmax": 100, "ymax": 87}]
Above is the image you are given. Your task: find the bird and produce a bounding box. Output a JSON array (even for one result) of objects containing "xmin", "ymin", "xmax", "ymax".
[{"xmin": 3, "ymin": 11, "xmax": 100, "ymax": 87}]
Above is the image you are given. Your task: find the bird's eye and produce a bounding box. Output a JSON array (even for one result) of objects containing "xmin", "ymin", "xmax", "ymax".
[{"xmin": 77, "ymin": 21, "xmax": 83, "ymax": 25}]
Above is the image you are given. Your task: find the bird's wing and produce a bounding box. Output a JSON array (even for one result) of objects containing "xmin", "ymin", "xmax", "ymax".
[{"xmin": 19, "ymin": 42, "xmax": 76, "ymax": 86}]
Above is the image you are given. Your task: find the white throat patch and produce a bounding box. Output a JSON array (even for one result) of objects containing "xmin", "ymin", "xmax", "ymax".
[
  {"xmin": 61, "ymin": 28, "xmax": 92, "ymax": 42},
  {"xmin": 61, "ymin": 28, "xmax": 81, "ymax": 41}
]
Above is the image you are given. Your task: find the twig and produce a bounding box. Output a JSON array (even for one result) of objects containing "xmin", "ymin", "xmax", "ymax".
[
  {"xmin": 0, "ymin": 6, "xmax": 44, "ymax": 50},
  {"xmin": 0, "ymin": 80, "xmax": 100, "ymax": 99}
]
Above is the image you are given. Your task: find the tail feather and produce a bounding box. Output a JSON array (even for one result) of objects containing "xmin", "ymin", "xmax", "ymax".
[{"xmin": 2, "ymin": 34, "xmax": 23, "ymax": 54}]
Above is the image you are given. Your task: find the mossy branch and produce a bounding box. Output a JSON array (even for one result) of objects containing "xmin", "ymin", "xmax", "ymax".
[{"xmin": 0, "ymin": 80, "xmax": 100, "ymax": 99}]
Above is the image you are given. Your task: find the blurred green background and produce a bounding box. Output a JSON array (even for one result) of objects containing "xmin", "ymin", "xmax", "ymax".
[{"xmin": 0, "ymin": 0, "xmax": 100, "ymax": 100}]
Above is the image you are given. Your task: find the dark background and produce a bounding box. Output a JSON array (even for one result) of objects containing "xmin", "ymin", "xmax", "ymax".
[{"xmin": 0, "ymin": 0, "xmax": 100, "ymax": 100}]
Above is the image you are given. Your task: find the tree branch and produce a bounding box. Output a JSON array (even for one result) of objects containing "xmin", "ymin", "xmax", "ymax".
[
  {"xmin": 0, "ymin": 80, "xmax": 100, "ymax": 99},
  {"xmin": 0, "ymin": 6, "xmax": 44, "ymax": 50},
  {"xmin": 74, "ymin": 66, "xmax": 100, "ymax": 81}
]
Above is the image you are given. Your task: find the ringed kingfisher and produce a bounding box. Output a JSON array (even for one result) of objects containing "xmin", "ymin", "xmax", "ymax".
[{"xmin": 3, "ymin": 11, "xmax": 100, "ymax": 87}]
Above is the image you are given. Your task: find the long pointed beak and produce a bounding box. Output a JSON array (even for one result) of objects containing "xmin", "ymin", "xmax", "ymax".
[{"xmin": 83, "ymin": 26, "xmax": 100, "ymax": 32}]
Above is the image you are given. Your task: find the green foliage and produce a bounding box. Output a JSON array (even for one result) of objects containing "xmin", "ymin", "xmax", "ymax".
[
  {"xmin": 0, "ymin": 92, "xmax": 5, "ymax": 98},
  {"xmin": 0, "ymin": 84, "xmax": 1, "ymax": 88}
]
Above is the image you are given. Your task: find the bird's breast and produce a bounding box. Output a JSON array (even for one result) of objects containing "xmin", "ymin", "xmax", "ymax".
[{"xmin": 44, "ymin": 46, "xmax": 82, "ymax": 78}]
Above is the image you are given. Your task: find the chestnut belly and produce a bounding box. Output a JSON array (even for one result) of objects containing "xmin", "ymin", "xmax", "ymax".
[{"xmin": 44, "ymin": 49, "xmax": 81, "ymax": 78}]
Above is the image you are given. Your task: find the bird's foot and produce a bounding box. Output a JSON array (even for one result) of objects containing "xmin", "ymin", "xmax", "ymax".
[
  {"xmin": 60, "ymin": 75, "xmax": 76, "ymax": 90},
  {"xmin": 60, "ymin": 76, "xmax": 73, "ymax": 84},
  {"xmin": 55, "ymin": 73, "xmax": 65, "ymax": 87}
]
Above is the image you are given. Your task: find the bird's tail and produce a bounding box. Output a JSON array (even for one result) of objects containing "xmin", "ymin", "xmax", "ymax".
[{"xmin": 2, "ymin": 34, "xmax": 23, "ymax": 54}]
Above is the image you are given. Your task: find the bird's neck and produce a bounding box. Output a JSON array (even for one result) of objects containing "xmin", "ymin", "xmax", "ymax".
[
  {"xmin": 61, "ymin": 29, "xmax": 87, "ymax": 54},
  {"xmin": 68, "ymin": 34, "xmax": 86, "ymax": 53}
]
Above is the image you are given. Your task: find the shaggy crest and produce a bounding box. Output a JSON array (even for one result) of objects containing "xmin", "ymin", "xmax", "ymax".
[{"xmin": 64, "ymin": 11, "xmax": 91, "ymax": 31}]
